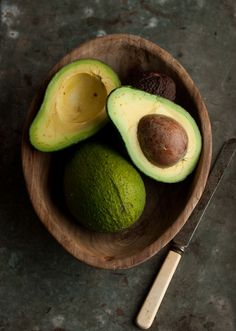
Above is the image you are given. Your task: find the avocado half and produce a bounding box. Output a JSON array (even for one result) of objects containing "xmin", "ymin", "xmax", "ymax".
[
  {"xmin": 107, "ymin": 87, "xmax": 202, "ymax": 183},
  {"xmin": 30, "ymin": 59, "xmax": 120, "ymax": 152}
]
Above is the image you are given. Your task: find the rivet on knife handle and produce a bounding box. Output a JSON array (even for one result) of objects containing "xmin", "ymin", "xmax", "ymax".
[{"xmin": 135, "ymin": 138, "xmax": 236, "ymax": 330}]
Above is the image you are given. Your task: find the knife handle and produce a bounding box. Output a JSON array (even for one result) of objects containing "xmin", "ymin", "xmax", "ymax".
[{"xmin": 136, "ymin": 250, "xmax": 182, "ymax": 329}]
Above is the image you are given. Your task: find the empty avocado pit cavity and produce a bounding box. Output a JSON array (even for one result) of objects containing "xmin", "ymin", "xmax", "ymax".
[
  {"xmin": 57, "ymin": 73, "xmax": 107, "ymax": 124},
  {"xmin": 137, "ymin": 114, "xmax": 188, "ymax": 167},
  {"xmin": 29, "ymin": 59, "xmax": 120, "ymax": 152}
]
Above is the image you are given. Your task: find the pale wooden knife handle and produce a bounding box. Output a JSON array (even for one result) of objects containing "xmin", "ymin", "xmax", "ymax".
[{"xmin": 136, "ymin": 250, "xmax": 182, "ymax": 329}]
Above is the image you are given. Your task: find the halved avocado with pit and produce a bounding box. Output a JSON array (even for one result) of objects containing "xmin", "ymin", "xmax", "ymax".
[
  {"xmin": 107, "ymin": 86, "xmax": 202, "ymax": 183},
  {"xmin": 30, "ymin": 59, "xmax": 120, "ymax": 152}
]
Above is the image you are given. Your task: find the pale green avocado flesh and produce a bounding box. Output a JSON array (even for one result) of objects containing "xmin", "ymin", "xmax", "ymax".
[
  {"xmin": 30, "ymin": 59, "xmax": 121, "ymax": 152},
  {"xmin": 107, "ymin": 87, "xmax": 202, "ymax": 183},
  {"xmin": 64, "ymin": 142, "xmax": 146, "ymax": 233}
]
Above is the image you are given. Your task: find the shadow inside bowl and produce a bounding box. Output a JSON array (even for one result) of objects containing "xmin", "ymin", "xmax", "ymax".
[
  {"xmin": 48, "ymin": 144, "xmax": 193, "ymax": 261},
  {"xmin": 22, "ymin": 34, "xmax": 211, "ymax": 268}
]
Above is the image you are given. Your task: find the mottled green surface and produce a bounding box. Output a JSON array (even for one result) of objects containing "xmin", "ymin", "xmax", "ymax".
[
  {"xmin": 64, "ymin": 142, "xmax": 146, "ymax": 232},
  {"xmin": 0, "ymin": 0, "xmax": 236, "ymax": 330}
]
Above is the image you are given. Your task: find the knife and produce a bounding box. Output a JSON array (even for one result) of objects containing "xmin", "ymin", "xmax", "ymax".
[{"xmin": 136, "ymin": 138, "xmax": 236, "ymax": 330}]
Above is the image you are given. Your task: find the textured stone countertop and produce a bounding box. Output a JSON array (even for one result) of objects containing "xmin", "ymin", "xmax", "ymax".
[{"xmin": 0, "ymin": 1, "xmax": 235, "ymax": 330}]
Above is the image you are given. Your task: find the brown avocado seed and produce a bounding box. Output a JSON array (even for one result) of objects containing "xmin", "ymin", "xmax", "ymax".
[
  {"xmin": 137, "ymin": 114, "xmax": 188, "ymax": 167},
  {"xmin": 128, "ymin": 71, "xmax": 176, "ymax": 101}
]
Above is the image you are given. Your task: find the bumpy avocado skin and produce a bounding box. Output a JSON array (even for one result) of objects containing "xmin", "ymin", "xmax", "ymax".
[
  {"xmin": 29, "ymin": 59, "xmax": 121, "ymax": 152},
  {"xmin": 107, "ymin": 87, "xmax": 202, "ymax": 183},
  {"xmin": 64, "ymin": 142, "xmax": 146, "ymax": 233}
]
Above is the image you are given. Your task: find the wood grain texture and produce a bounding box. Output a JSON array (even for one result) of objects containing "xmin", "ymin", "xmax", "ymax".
[{"xmin": 21, "ymin": 34, "xmax": 212, "ymax": 269}]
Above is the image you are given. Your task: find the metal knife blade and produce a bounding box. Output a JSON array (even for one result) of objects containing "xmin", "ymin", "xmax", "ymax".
[{"xmin": 172, "ymin": 138, "xmax": 236, "ymax": 253}]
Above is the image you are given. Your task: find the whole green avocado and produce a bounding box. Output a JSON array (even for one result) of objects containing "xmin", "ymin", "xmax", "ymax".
[{"xmin": 64, "ymin": 142, "xmax": 146, "ymax": 233}]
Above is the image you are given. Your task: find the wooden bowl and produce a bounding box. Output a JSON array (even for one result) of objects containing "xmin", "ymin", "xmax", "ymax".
[{"xmin": 22, "ymin": 34, "xmax": 212, "ymax": 269}]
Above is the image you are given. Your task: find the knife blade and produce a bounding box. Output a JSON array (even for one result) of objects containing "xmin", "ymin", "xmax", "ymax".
[
  {"xmin": 136, "ymin": 138, "xmax": 236, "ymax": 330},
  {"xmin": 172, "ymin": 137, "xmax": 236, "ymax": 253}
]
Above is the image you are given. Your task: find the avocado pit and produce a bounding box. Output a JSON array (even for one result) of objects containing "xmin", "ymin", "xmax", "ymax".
[
  {"xmin": 128, "ymin": 71, "xmax": 176, "ymax": 101},
  {"xmin": 137, "ymin": 114, "xmax": 189, "ymax": 167}
]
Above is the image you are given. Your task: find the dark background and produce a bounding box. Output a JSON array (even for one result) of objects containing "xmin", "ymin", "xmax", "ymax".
[{"xmin": 0, "ymin": 1, "xmax": 236, "ymax": 330}]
